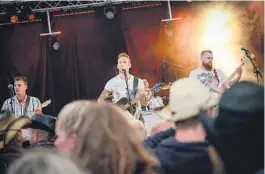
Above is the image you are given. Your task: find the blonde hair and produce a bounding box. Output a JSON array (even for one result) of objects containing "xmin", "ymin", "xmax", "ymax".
[
  {"xmin": 201, "ymin": 50, "xmax": 213, "ymax": 58},
  {"xmin": 57, "ymin": 100, "xmax": 159, "ymax": 174},
  {"xmin": 129, "ymin": 119, "xmax": 147, "ymax": 141},
  {"xmin": 7, "ymin": 148, "xmax": 86, "ymax": 174},
  {"xmin": 118, "ymin": 52, "xmax": 131, "ymax": 63}
]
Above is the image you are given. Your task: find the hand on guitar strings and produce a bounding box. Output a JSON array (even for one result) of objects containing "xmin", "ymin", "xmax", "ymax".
[
  {"xmin": 34, "ymin": 108, "xmax": 43, "ymax": 115},
  {"xmin": 236, "ymin": 67, "xmax": 243, "ymax": 77}
]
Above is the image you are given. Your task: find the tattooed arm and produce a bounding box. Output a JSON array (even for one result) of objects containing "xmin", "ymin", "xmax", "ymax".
[{"xmin": 97, "ymin": 89, "xmax": 112, "ymax": 103}]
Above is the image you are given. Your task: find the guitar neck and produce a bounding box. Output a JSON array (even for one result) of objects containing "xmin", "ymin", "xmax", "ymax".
[{"xmin": 224, "ymin": 63, "xmax": 244, "ymax": 83}]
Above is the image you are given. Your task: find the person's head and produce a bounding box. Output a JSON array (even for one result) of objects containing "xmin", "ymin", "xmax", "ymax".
[
  {"xmin": 29, "ymin": 115, "xmax": 56, "ymax": 144},
  {"xmin": 0, "ymin": 111, "xmax": 31, "ymax": 148},
  {"xmin": 14, "ymin": 76, "xmax": 28, "ymax": 96},
  {"xmin": 201, "ymin": 50, "xmax": 213, "ymax": 70},
  {"xmin": 150, "ymin": 120, "xmax": 175, "ymax": 136},
  {"xmin": 117, "ymin": 53, "xmax": 131, "ymax": 74},
  {"xmin": 7, "ymin": 149, "xmax": 87, "ymax": 174},
  {"xmin": 201, "ymin": 81, "xmax": 264, "ymax": 174},
  {"xmin": 143, "ymin": 79, "xmax": 149, "ymax": 88},
  {"xmin": 30, "ymin": 129, "xmax": 52, "ymax": 144},
  {"xmin": 160, "ymin": 78, "xmax": 220, "ymax": 141},
  {"xmin": 55, "ymin": 100, "xmax": 159, "ymax": 174}
]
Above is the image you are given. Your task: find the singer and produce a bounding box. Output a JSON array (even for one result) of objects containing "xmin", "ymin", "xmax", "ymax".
[
  {"xmin": 97, "ymin": 53, "xmax": 146, "ymax": 122},
  {"xmin": 189, "ymin": 50, "xmax": 242, "ymax": 94},
  {"xmin": 1, "ymin": 76, "xmax": 42, "ymax": 117}
]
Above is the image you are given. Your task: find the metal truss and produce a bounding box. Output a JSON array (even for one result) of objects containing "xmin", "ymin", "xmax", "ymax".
[{"xmin": 0, "ymin": 0, "xmax": 126, "ymax": 15}]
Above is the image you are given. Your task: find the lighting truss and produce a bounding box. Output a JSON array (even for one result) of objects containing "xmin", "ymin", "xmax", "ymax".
[{"xmin": 0, "ymin": 0, "xmax": 125, "ymax": 15}]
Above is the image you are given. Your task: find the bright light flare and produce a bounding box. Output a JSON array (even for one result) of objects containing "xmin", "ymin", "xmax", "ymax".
[{"xmin": 201, "ymin": 9, "xmax": 239, "ymax": 76}]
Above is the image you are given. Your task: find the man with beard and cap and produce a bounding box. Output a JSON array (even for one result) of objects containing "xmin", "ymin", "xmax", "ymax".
[
  {"xmin": 0, "ymin": 111, "xmax": 31, "ymax": 173},
  {"xmin": 189, "ymin": 50, "xmax": 242, "ymax": 94},
  {"xmin": 28, "ymin": 115, "xmax": 56, "ymax": 148},
  {"xmin": 199, "ymin": 81, "xmax": 264, "ymax": 174},
  {"xmin": 143, "ymin": 78, "xmax": 221, "ymax": 174}
]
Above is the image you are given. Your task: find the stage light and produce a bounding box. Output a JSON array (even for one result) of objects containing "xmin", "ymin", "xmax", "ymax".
[
  {"xmin": 50, "ymin": 35, "xmax": 60, "ymax": 51},
  {"xmin": 104, "ymin": 7, "xmax": 116, "ymax": 19},
  {"xmin": 10, "ymin": 15, "xmax": 18, "ymax": 23},
  {"xmin": 7, "ymin": 4, "xmax": 18, "ymax": 23},
  {"xmin": 28, "ymin": 13, "xmax": 36, "ymax": 21}
]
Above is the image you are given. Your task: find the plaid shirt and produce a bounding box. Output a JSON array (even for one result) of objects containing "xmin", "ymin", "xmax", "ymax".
[{"xmin": 1, "ymin": 95, "xmax": 41, "ymax": 117}]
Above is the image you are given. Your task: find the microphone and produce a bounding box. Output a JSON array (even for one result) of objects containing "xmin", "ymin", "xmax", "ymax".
[
  {"xmin": 241, "ymin": 47, "xmax": 255, "ymax": 59},
  {"xmin": 8, "ymin": 84, "xmax": 13, "ymax": 89},
  {"xmin": 8, "ymin": 84, "xmax": 15, "ymax": 113},
  {"xmin": 241, "ymin": 47, "xmax": 249, "ymax": 52}
]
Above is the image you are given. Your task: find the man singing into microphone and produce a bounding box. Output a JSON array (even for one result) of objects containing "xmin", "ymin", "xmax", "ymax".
[
  {"xmin": 189, "ymin": 50, "xmax": 242, "ymax": 94},
  {"xmin": 1, "ymin": 76, "xmax": 42, "ymax": 117},
  {"xmin": 97, "ymin": 53, "xmax": 146, "ymax": 122}
]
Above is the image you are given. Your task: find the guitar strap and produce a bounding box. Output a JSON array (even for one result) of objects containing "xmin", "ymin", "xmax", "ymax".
[
  {"xmin": 213, "ymin": 68, "xmax": 220, "ymax": 85},
  {"xmin": 23, "ymin": 96, "xmax": 31, "ymax": 116},
  {"xmin": 133, "ymin": 77, "xmax": 139, "ymax": 98}
]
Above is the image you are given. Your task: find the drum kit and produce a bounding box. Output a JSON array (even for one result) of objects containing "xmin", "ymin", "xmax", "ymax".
[{"xmin": 142, "ymin": 82, "xmax": 172, "ymax": 136}]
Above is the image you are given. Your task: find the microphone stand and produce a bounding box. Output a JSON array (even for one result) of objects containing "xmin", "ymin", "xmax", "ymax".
[
  {"xmin": 162, "ymin": 58, "xmax": 184, "ymax": 69},
  {"xmin": 8, "ymin": 86, "xmax": 15, "ymax": 113},
  {"xmin": 244, "ymin": 51, "xmax": 263, "ymax": 85},
  {"xmin": 123, "ymin": 70, "xmax": 133, "ymax": 114}
]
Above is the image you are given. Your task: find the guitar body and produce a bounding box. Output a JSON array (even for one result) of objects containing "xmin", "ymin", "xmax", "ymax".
[
  {"xmin": 116, "ymin": 97, "xmax": 137, "ymax": 115},
  {"xmin": 114, "ymin": 82, "xmax": 169, "ymax": 115}
]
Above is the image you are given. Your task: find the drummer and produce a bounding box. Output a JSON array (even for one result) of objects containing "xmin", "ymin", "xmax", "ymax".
[{"xmin": 140, "ymin": 79, "xmax": 153, "ymax": 111}]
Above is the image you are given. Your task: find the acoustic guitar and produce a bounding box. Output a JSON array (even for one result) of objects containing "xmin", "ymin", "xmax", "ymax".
[{"xmin": 115, "ymin": 82, "xmax": 168, "ymax": 114}]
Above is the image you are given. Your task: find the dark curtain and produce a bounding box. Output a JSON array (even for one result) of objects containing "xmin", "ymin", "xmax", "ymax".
[
  {"xmin": 0, "ymin": 1, "xmax": 263, "ymax": 116},
  {"xmin": 0, "ymin": 7, "xmax": 128, "ymax": 115},
  {"xmin": 0, "ymin": 23, "xmax": 45, "ymax": 103},
  {"xmin": 0, "ymin": 5, "xmax": 165, "ymax": 116},
  {"xmin": 120, "ymin": 5, "xmax": 166, "ymax": 86}
]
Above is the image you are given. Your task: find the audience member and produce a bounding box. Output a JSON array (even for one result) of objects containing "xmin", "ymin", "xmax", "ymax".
[
  {"xmin": 200, "ymin": 81, "xmax": 264, "ymax": 174},
  {"xmin": 143, "ymin": 78, "xmax": 221, "ymax": 174},
  {"xmin": 55, "ymin": 100, "xmax": 159, "ymax": 174},
  {"xmin": 7, "ymin": 148, "xmax": 87, "ymax": 174},
  {"xmin": 0, "ymin": 111, "xmax": 31, "ymax": 173},
  {"xmin": 28, "ymin": 115, "xmax": 56, "ymax": 148}
]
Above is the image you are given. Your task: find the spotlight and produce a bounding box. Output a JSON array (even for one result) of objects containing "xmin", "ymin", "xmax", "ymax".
[
  {"xmin": 10, "ymin": 15, "xmax": 18, "ymax": 23},
  {"xmin": 7, "ymin": 4, "xmax": 18, "ymax": 23},
  {"xmin": 28, "ymin": 13, "xmax": 36, "ymax": 21},
  {"xmin": 20, "ymin": 5, "xmax": 36, "ymax": 21},
  {"xmin": 104, "ymin": 7, "xmax": 116, "ymax": 20},
  {"xmin": 50, "ymin": 35, "xmax": 60, "ymax": 51}
]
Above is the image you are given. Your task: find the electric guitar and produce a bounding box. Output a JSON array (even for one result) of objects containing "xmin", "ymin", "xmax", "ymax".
[
  {"xmin": 209, "ymin": 57, "xmax": 250, "ymax": 91},
  {"xmin": 29, "ymin": 99, "xmax": 51, "ymax": 118},
  {"xmin": 115, "ymin": 82, "xmax": 168, "ymax": 114}
]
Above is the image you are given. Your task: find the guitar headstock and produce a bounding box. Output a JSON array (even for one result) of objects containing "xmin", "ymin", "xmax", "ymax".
[
  {"xmin": 151, "ymin": 82, "xmax": 165, "ymax": 92},
  {"xmin": 151, "ymin": 82, "xmax": 171, "ymax": 92},
  {"xmin": 41, "ymin": 99, "xmax": 51, "ymax": 108},
  {"xmin": 241, "ymin": 56, "xmax": 251, "ymax": 65}
]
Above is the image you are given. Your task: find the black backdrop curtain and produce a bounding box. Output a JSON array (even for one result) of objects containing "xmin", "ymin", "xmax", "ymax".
[
  {"xmin": 0, "ymin": 4, "xmax": 166, "ymax": 116},
  {"xmin": 0, "ymin": 1, "xmax": 263, "ymax": 116}
]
